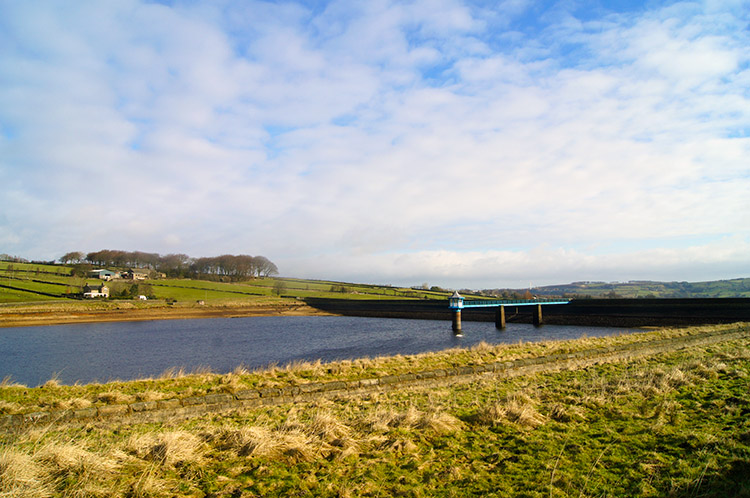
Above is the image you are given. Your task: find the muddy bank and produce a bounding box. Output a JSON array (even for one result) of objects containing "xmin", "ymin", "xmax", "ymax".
[
  {"xmin": 303, "ymin": 297, "xmax": 750, "ymax": 327},
  {"xmin": 0, "ymin": 303, "xmax": 330, "ymax": 328}
]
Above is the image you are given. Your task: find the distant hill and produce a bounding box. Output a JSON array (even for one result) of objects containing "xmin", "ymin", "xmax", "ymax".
[{"xmin": 482, "ymin": 278, "xmax": 750, "ymax": 299}]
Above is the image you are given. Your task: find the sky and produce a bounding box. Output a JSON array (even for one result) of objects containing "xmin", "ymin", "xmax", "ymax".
[{"xmin": 1, "ymin": 0, "xmax": 749, "ymax": 289}]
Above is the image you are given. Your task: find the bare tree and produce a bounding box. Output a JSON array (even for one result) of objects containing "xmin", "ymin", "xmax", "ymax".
[
  {"xmin": 60, "ymin": 251, "xmax": 84, "ymax": 264},
  {"xmin": 253, "ymin": 256, "xmax": 278, "ymax": 277}
]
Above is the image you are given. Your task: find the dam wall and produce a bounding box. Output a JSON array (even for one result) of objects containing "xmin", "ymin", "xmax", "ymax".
[{"xmin": 303, "ymin": 297, "xmax": 750, "ymax": 327}]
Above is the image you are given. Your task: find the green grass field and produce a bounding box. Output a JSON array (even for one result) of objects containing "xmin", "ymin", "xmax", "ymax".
[
  {"xmin": 529, "ymin": 278, "xmax": 750, "ymax": 299},
  {"xmin": 0, "ymin": 260, "xmax": 454, "ymax": 307}
]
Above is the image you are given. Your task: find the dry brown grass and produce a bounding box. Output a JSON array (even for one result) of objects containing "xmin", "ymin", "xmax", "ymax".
[
  {"xmin": 49, "ymin": 398, "xmax": 92, "ymax": 411},
  {"xmin": 133, "ymin": 390, "xmax": 167, "ymax": 403},
  {"xmin": 36, "ymin": 442, "xmax": 119, "ymax": 496},
  {"xmin": 0, "ymin": 376, "xmax": 26, "ymax": 389},
  {"xmin": 95, "ymin": 391, "xmax": 134, "ymax": 405},
  {"xmin": 548, "ymin": 402, "xmax": 585, "ymax": 422},
  {"xmin": 126, "ymin": 463, "xmax": 168, "ymax": 498},
  {"xmin": 204, "ymin": 401, "xmax": 461, "ymax": 465},
  {"xmin": 357, "ymin": 404, "xmax": 463, "ymax": 437},
  {"xmin": 0, "ymin": 400, "xmax": 22, "ymax": 415},
  {"xmin": 475, "ymin": 392, "xmax": 547, "ymax": 429},
  {"xmin": 0, "ymin": 447, "xmax": 50, "ymax": 498},
  {"xmin": 127, "ymin": 430, "xmax": 204, "ymax": 467},
  {"xmin": 40, "ymin": 378, "xmax": 61, "ymax": 389},
  {"xmin": 213, "ymin": 372, "xmax": 246, "ymax": 394},
  {"xmin": 216, "ymin": 425, "xmax": 317, "ymax": 462},
  {"xmin": 0, "ymin": 436, "xmax": 121, "ymax": 498}
]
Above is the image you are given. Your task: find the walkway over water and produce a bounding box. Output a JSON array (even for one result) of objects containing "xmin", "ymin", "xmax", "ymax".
[
  {"xmin": 457, "ymin": 298, "xmax": 571, "ymax": 308},
  {"xmin": 448, "ymin": 292, "xmax": 571, "ymax": 332}
]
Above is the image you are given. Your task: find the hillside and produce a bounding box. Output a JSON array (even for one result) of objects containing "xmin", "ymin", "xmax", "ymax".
[
  {"xmin": 484, "ymin": 277, "xmax": 750, "ymax": 299},
  {"xmin": 0, "ymin": 260, "xmax": 456, "ymax": 306}
]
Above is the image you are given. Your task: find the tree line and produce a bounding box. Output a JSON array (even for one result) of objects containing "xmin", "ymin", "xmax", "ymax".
[{"xmin": 59, "ymin": 250, "xmax": 278, "ymax": 280}]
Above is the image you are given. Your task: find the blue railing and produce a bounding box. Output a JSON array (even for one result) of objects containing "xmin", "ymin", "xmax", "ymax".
[{"xmin": 450, "ymin": 298, "xmax": 570, "ymax": 309}]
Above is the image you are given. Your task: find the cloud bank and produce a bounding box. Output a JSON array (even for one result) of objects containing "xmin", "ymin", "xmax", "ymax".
[{"xmin": 1, "ymin": 0, "xmax": 749, "ymax": 288}]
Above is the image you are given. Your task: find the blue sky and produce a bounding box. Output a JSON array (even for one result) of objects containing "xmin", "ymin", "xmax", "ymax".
[{"xmin": 1, "ymin": 0, "xmax": 749, "ymax": 289}]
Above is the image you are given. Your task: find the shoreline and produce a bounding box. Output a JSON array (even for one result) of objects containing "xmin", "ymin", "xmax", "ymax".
[
  {"xmin": 4, "ymin": 296, "xmax": 750, "ymax": 329},
  {"xmin": 4, "ymin": 323, "xmax": 747, "ymax": 428},
  {"xmin": 0, "ymin": 303, "xmax": 333, "ymax": 328}
]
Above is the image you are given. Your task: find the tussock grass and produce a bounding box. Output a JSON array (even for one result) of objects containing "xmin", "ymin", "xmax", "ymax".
[
  {"xmin": 0, "ymin": 400, "xmax": 22, "ymax": 415},
  {"xmin": 0, "ymin": 435, "xmax": 121, "ymax": 498},
  {"xmin": 95, "ymin": 391, "xmax": 134, "ymax": 405},
  {"xmin": 36, "ymin": 441, "xmax": 119, "ymax": 495},
  {"xmin": 49, "ymin": 398, "xmax": 92, "ymax": 412},
  {"xmin": 0, "ymin": 447, "xmax": 49, "ymax": 498},
  {"xmin": 474, "ymin": 392, "xmax": 547, "ymax": 429},
  {"xmin": 127, "ymin": 430, "xmax": 204, "ymax": 467},
  {"xmin": 0, "ymin": 376, "xmax": 25, "ymax": 388}
]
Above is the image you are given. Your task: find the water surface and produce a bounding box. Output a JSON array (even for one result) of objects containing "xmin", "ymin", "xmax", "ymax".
[{"xmin": 0, "ymin": 316, "xmax": 637, "ymax": 386}]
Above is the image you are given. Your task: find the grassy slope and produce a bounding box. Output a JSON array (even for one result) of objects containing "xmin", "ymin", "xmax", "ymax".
[
  {"xmin": 1, "ymin": 324, "xmax": 749, "ymax": 497},
  {"xmin": 0, "ymin": 261, "xmax": 452, "ymax": 308},
  {"xmin": 530, "ymin": 278, "xmax": 750, "ymax": 298}
]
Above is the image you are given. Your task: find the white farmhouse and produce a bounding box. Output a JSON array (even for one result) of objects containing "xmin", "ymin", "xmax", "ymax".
[{"xmin": 83, "ymin": 283, "xmax": 109, "ymax": 298}]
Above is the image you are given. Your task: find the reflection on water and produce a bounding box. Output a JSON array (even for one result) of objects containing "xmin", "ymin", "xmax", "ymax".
[{"xmin": 0, "ymin": 316, "xmax": 638, "ymax": 386}]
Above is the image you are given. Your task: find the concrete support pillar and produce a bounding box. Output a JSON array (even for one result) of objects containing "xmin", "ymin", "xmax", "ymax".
[
  {"xmin": 532, "ymin": 304, "xmax": 543, "ymax": 327},
  {"xmin": 452, "ymin": 310, "xmax": 462, "ymax": 333},
  {"xmin": 495, "ymin": 305, "xmax": 505, "ymax": 329}
]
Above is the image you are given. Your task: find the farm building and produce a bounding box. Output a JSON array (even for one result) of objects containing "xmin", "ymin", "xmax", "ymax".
[
  {"xmin": 88, "ymin": 269, "xmax": 117, "ymax": 280},
  {"xmin": 83, "ymin": 283, "xmax": 109, "ymax": 298},
  {"xmin": 121, "ymin": 269, "xmax": 151, "ymax": 280}
]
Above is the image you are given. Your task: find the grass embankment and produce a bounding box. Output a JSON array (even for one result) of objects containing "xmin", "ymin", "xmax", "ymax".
[
  {"xmin": 2, "ymin": 324, "xmax": 749, "ymax": 497},
  {"xmin": 0, "ymin": 324, "xmax": 736, "ymax": 415}
]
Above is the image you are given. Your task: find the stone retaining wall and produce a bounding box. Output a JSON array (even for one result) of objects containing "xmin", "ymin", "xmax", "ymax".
[{"xmin": 2, "ymin": 325, "xmax": 748, "ymax": 431}]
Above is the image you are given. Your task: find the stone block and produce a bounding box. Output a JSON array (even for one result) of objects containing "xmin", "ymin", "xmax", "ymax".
[
  {"xmin": 298, "ymin": 383, "xmax": 323, "ymax": 393},
  {"xmin": 98, "ymin": 404, "xmax": 129, "ymax": 417},
  {"xmin": 259, "ymin": 388, "xmax": 282, "ymax": 398},
  {"xmin": 73, "ymin": 408, "xmax": 97, "ymax": 420},
  {"xmin": 379, "ymin": 375, "xmax": 399, "ymax": 385},
  {"xmin": 235, "ymin": 389, "xmax": 260, "ymax": 400},
  {"xmin": 182, "ymin": 396, "xmax": 206, "ymax": 406},
  {"xmin": 54, "ymin": 410, "xmax": 74, "ymax": 422},
  {"xmin": 345, "ymin": 380, "xmax": 363, "ymax": 390},
  {"xmin": 130, "ymin": 401, "xmax": 158, "ymax": 412},
  {"xmin": 23, "ymin": 411, "xmax": 50, "ymax": 424},
  {"xmin": 320, "ymin": 381, "xmax": 347, "ymax": 392},
  {"xmin": 204, "ymin": 394, "xmax": 233, "ymax": 405},
  {"xmin": 238, "ymin": 398, "xmax": 262, "ymax": 409},
  {"xmin": 157, "ymin": 399, "xmax": 181, "ymax": 410}
]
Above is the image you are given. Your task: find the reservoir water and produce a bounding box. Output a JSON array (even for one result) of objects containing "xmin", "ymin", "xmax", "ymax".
[{"xmin": 0, "ymin": 316, "xmax": 638, "ymax": 387}]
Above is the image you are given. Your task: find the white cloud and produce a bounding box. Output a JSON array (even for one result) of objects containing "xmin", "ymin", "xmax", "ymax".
[{"xmin": 1, "ymin": 0, "xmax": 749, "ymax": 287}]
